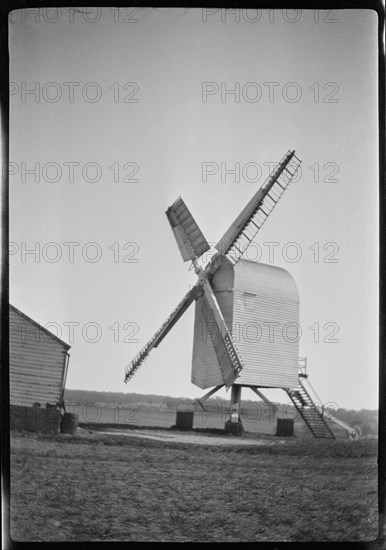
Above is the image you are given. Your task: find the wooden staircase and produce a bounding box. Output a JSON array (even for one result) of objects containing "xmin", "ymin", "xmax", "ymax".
[{"xmin": 286, "ymin": 376, "xmax": 335, "ymax": 439}]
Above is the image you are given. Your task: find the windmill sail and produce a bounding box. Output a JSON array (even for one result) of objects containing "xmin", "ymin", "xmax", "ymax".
[
  {"xmin": 166, "ymin": 197, "xmax": 210, "ymax": 262},
  {"xmin": 124, "ymin": 282, "xmax": 202, "ymax": 383},
  {"xmin": 200, "ymin": 278, "xmax": 243, "ymax": 387},
  {"xmin": 216, "ymin": 149, "xmax": 302, "ymax": 264},
  {"xmin": 124, "ymin": 149, "xmax": 302, "ymax": 393}
]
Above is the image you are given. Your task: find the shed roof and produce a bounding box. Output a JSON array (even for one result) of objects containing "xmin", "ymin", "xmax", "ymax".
[{"xmin": 9, "ymin": 304, "xmax": 71, "ymax": 350}]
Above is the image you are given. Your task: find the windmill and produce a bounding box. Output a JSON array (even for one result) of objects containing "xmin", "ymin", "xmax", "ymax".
[{"xmin": 123, "ymin": 149, "xmax": 337, "ymax": 439}]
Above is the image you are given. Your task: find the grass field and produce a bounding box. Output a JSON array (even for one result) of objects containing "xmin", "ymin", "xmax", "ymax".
[
  {"xmin": 65, "ymin": 403, "xmax": 320, "ymax": 437},
  {"xmin": 73, "ymin": 405, "xmax": 280, "ymax": 434},
  {"xmin": 10, "ymin": 428, "xmax": 378, "ymax": 542}
]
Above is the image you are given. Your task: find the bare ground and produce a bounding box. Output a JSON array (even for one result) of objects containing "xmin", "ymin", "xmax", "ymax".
[
  {"xmin": 84, "ymin": 426, "xmax": 284, "ymax": 446},
  {"xmin": 9, "ymin": 428, "xmax": 378, "ymax": 542}
]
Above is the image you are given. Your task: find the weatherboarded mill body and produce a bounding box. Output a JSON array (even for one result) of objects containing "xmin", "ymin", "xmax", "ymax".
[
  {"xmin": 192, "ymin": 258, "xmax": 299, "ymax": 390},
  {"xmin": 9, "ymin": 304, "xmax": 71, "ymax": 433}
]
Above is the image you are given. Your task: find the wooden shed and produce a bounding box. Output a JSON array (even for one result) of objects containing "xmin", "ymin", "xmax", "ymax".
[
  {"xmin": 192, "ymin": 259, "xmax": 299, "ymax": 390},
  {"xmin": 9, "ymin": 304, "xmax": 71, "ymax": 431}
]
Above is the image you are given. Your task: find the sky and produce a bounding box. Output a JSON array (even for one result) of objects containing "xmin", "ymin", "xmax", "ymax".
[{"xmin": 8, "ymin": 8, "xmax": 379, "ymax": 410}]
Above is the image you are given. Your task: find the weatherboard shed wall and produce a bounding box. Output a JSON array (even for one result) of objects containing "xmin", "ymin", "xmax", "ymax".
[{"xmin": 9, "ymin": 304, "xmax": 70, "ymax": 408}]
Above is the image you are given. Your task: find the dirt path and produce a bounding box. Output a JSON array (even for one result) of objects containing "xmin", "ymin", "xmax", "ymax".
[{"xmin": 82, "ymin": 427, "xmax": 283, "ymax": 446}]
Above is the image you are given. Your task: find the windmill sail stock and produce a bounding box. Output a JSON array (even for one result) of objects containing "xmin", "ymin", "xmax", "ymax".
[
  {"xmin": 124, "ymin": 282, "xmax": 202, "ymax": 382},
  {"xmin": 123, "ymin": 149, "xmax": 301, "ymax": 385},
  {"xmin": 200, "ymin": 278, "xmax": 243, "ymax": 386},
  {"xmin": 216, "ymin": 149, "xmax": 302, "ymax": 264}
]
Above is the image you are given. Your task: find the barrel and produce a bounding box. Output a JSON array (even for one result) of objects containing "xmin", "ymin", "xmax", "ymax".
[
  {"xmin": 175, "ymin": 410, "xmax": 194, "ymax": 430},
  {"xmin": 61, "ymin": 413, "xmax": 79, "ymax": 435},
  {"xmin": 276, "ymin": 418, "xmax": 294, "ymax": 437}
]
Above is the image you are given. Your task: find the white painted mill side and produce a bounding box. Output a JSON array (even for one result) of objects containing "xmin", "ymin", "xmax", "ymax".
[
  {"xmin": 9, "ymin": 305, "xmax": 70, "ymax": 407},
  {"xmin": 191, "ymin": 259, "xmax": 299, "ymax": 390},
  {"xmin": 232, "ymin": 260, "xmax": 299, "ymax": 388}
]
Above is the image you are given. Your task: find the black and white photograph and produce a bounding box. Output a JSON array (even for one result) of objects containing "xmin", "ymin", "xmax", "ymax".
[{"xmin": 4, "ymin": 4, "xmax": 382, "ymax": 544}]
